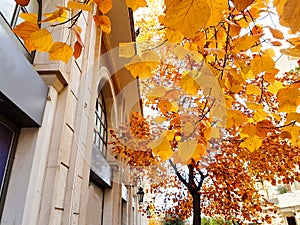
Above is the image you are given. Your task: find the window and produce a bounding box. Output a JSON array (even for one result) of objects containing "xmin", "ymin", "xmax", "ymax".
[
  {"xmin": 0, "ymin": 117, "xmax": 19, "ymax": 216},
  {"xmin": 0, "ymin": 0, "xmax": 41, "ymax": 61},
  {"xmin": 0, "ymin": 0, "xmax": 41, "ymax": 28},
  {"xmin": 93, "ymin": 91, "xmax": 108, "ymax": 157}
]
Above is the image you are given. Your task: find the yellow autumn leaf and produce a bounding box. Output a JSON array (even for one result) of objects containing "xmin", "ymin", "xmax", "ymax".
[
  {"xmin": 211, "ymin": 127, "xmax": 220, "ymax": 138},
  {"xmin": 279, "ymin": 0, "xmax": 300, "ymax": 33},
  {"xmin": 180, "ymin": 73, "xmax": 200, "ymax": 95},
  {"xmin": 277, "ymin": 87, "xmax": 300, "ymax": 112},
  {"xmin": 226, "ymin": 110, "xmax": 248, "ymax": 128},
  {"xmin": 246, "ymin": 101, "xmax": 268, "ymax": 122},
  {"xmin": 182, "ymin": 122, "xmax": 194, "ymax": 136},
  {"xmin": 42, "ymin": 9, "xmax": 68, "ymax": 23},
  {"xmin": 126, "ymin": 0, "xmax": 147, "ymax": 11},
  {"xmin": 19, "ymin": 12, "xmax": 38, "ymax": 23},
  {"xmin": 246, "ymin": 101, "xmax": 264, "ymax": 111},
  {"xmin": 232, "ymin": 0, "xmax": 256, "ymax": 11},
  {"xmin": 178, "ymin": 140, "xmax": 198, "ymax": 162},
  {"xmin": 239, "ymin": 135, "xmax": 263, "ymax": 152},
  {"xmin": 49, "ymin": 42, "xmax": 73, "ymax": 63},
  {"xmin": 203, "ymin": 125, "xmax": 212, "ymax": 140},
  {"xmin": 250, "ymin": 55, "xmax": 275, "ymax": 76},
  {"xmin": 30, "ymin": 29, "xmax": 53, "ymax": 52},
  {"xmin": 246, "ymin": 84, "xmax": 261, "ymax": 95},
  {"xmin": 162, "ymin": 0, "xmax": 211, "ymax": 38},
  {"xmin": 119, "ymin": 42, "xmax": 136, "ymax": 58},
  {"xmin": 164, "ymin": 29, "xmax": 184, "ymax": 43},
  {"xmin": 158, "ymin": 100, "xmax": 178, "ymax": 114},
  {"xmin": 146, "ymin": 87, "xmax": 166, "ymax": 99},
  {"xmin": 93, "ymin": 15, "xmax": 111, "ymax": 33},
  {"xmin": 283, "ymin": 124, "xmax": 300, "ymax": 147},
  {"xmin": 12, "ymin": 21, "xmax": 39, "ymax": 39},
  {"xmin": 174, "ymin": 46, "xmax": 188, "ymax": 60},
  {"xmin": 67, "ymin": 1, "xmax": 91, "ymax": 11},
  {"xmin": 125, "ymin": 55, "xmax": 154, "ymax": 79},
  {"xmin": 94, "ymin": 0, "xmax": 112, "ymax": 14},
  {"xmin": 280, "ymin": 48, "xmax": 300, "ymax": 57},
  {"xmin": 147, "ymin": 136, "xmax": 173, "ymax": 161},
  {"xmin": 153, "ymin": 116, "xmax": 167, "ymax": 124},
  {"xmin": 267, "ymin": 80, "xmax": 284, "ymax": 95},
  {"xmin": 287, "ymin": 37, "xmax": 300, "ymax": 45},
  {"xmin": 286, "ymin": 113, "xmax": 300, "ymax": 123},
  {"xmin": 192, "ymin": 143, "xmax": 206, "ymax": 161},
  {"xmin": 206, "ymin": 0, "xmax": 227, "ymax": 27},
  {"xmin": 164, "ymin": 130, "xmax": 176, "ymax": 141},
  {"xmin": 140, "ymin": 50, "xmax": 160, "ymax": 64},
  {"xmin": 232, "ymin": 35, "xmax": 258, "ymax": 52},
  {"xmin": 240, "ymin": 123, "xmax": 256, "ymax": 138}
]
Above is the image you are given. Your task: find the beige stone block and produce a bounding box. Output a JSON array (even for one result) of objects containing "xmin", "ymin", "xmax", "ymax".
[
  {"xmin": 69, "ymin": 61, "xmax": 81, "ymax": 98},
  {"xmin": 51, "ymin": 209, "xmax": 63, "ymax": 225},
  {"xmin": 72, "ymin": 176, "xmax": 83, "ymax": 214},
  {"xmin": 75, "ymin": 154, "xmax": 85, "ymax": 178},
  {"xmin": 54, "ymin": 164, "xmax": 69, "ymax": 209},
  {"xmin": 59, "ymin": 124, "xmax": 74, "ymax": 166},
  {"xmin": 78, "ymin": 113, "xmax": 89, "ymax": 149},
  {"xmin": 65, "ymin": 90, "xmax": 78, "ymax": 130},
  {"xmin": 71, "ymin": 213, "xmax": 79, "ymax": 225}
]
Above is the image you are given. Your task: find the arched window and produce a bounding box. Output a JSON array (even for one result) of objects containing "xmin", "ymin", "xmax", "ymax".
[{"xmin": 93, "ymin": 91, "xmax": 108, "ymax": 157}]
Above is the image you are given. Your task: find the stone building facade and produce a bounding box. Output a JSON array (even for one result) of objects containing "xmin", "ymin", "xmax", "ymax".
[{"xmin": 0, "ymin": 0, "xmax": 144, "ymax": 224}]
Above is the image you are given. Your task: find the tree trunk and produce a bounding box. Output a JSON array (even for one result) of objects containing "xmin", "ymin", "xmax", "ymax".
[{"xmin": 192, "ymin": 192, "xmax": 201, "ymax": 225}]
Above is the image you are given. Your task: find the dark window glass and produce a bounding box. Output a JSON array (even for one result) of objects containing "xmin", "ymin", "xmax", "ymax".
[
  {"xmin": 0, "ymin": 118, "xmax": 18, "ymax": 217},
  {"xmin": 93, "ymin": 91, "xmax": 108, "ymax": 157},
  {"xmin": 0, "ymin": 122, "xmax": 14, "ymax": 191}
]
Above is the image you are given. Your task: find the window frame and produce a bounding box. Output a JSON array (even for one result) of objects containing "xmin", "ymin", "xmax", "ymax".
[
  {"xmin": 0, "ymin": 115, "xmax": 19, "ymax": 219},
  {"xmin": 93, "ymin": 91, "xmax": 108, "ymax": 158},
  {"xmin": 0, "ymin": 0, "xmax": 42, "ymax": 62}
]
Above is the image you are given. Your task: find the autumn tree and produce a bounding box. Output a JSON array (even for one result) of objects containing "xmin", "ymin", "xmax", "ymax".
[
  {"xmin": 12, "ymin": 0, "xmax": 300, "ymax": 224},
  {"xmin": 112, "ymin": 0, "xmax": 300, "ymax": 224}
]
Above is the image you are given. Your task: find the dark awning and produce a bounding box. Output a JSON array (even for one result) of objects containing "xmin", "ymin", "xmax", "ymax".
[{"xmin": 0, "ymin": 18, "xmax": 48, "ymax": 127}]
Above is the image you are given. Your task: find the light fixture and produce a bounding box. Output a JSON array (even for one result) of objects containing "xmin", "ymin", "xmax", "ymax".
[{"xmin": 136, "ymin": 187, "xmax": 145, "ymax": 204}]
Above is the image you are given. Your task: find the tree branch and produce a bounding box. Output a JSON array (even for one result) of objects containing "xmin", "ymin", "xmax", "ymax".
[{"xmin": 169, "ymin": 159, "xmax": 189, "ymax": 188}]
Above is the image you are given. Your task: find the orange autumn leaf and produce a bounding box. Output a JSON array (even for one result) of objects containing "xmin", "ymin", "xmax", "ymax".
[
  {"xmin": 93, "ymin": 15, "xmax": 111, "ymax": 33},
  {"xmin": 12, "ymin": 21, "xmax": 39, "ymax": 40},
  {"xmin": 15, "ymin": 0, "xmax": 30, "ymax": 6},
  {"xmin": 67, "ymin": 1, "xmax": 91, "ymax": 11},
  {"xmin": 95, "ymin": 0, "xmax": 112, "ymax": 14},
  {"xmin": 231, "ymin": 0, "xmax": 256, "ymax": 11},
  {"xmin": 73, "ymin": 41, "xmax": 83, "ymax": 59}
]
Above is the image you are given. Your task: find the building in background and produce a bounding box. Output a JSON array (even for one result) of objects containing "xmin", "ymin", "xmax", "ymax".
[
  {"xmin": 0, "ymin": 0, "xmax": 145, "ymax": 224},
  {"xmin": 257, "ymin": 180, "xmax": 300, "ymax": 225}
]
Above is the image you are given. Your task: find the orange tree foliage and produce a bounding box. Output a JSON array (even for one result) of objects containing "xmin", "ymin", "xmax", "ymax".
[
  {"xmin": 111, "ymin": 0, "xmax": 300, "ymax": 224},
  {"xmin": 13, "ymin": 0, "xmax": 300, "ymax": 224}
]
